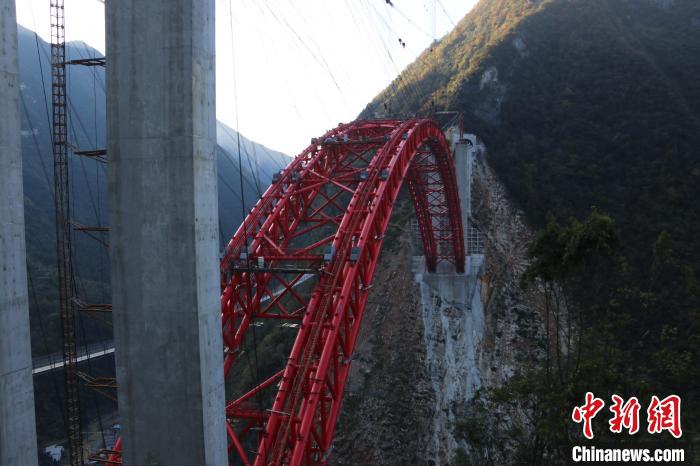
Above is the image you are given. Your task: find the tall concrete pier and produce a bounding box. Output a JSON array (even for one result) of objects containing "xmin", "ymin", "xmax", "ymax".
[
  {"xmin": 454, "ymin": 135, "xmax": 472, "ymax": 238},
  {"xmin": 412, "ymin": 130, "xmax": 486, "ymax": 463},
  {"xmin": 0, "ymin": 0, "xmax": 39, "ymax": 464},
  {"xmin": 106, "ymin": 0, "xmax": 226, "ymax": 463}
]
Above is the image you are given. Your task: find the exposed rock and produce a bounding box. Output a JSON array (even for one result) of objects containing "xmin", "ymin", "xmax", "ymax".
[
  {"xmin": 457, "ymin": 146, "xmax": 546, "ymax": 463},
  {"xmin": 332, "ymin": 147, "xmax": 544, "ymax": 465},
  {"xmin": 475, "ymin": 67, "xmax": 507, "ymax": 125},
  {"xmin": 330, "ymin": 218, "xmax": 434, "ymax": 465},
  {"xmin": 512, "ymin": 36, "xmax": 528, "ymax": 58},
  {"xmin": 419, "ymin": 268, "xmax": 484, "ymax": 464},
  {"xmin": 479, "ymin": 67, "xmax": 499, "ymax": 90}
]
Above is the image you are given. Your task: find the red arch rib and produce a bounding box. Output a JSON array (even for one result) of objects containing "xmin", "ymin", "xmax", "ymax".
[
  {"xmin": 221, "ymin": 118, "xmax": 464, "ymax": 465},
  {"xmin": 106, "ymin": 119, "xmax": 464, "ymax": 465}
]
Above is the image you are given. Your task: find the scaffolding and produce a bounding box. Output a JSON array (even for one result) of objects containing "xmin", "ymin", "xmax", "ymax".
[
  {"xmin": 50, "ymin": 1, "xmax": 84, "ymax": 464},
  {"xmin": 467, "ymin": 219, "xmax": 485, "ymax": 255}
]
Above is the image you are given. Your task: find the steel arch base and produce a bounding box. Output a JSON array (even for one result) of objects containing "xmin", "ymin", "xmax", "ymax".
[{"xmin": 108, "ymin": 118, "xmax": 464, "ymax": 466}]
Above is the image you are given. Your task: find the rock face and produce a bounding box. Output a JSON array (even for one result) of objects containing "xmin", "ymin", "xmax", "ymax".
[
  {"xmin": 331, "ymin": 148, "xmax": 545, "ymax": 465},
  {"xmin": 474, "ymin": 66, "xmax": 507, "ymax": 125},
  {"xmin": 330, "ymin": 220, "xmax": 435, "ymax": 465},
  {"xmin": 472, "ymin": 145, "xmax": 543, "ymax": 392},
  {"xmin": 459, "ymin": 146, "xmax": 546, "ymax": 464},
  {"xmin": 419, "ymin": 267, "xmax": 485, "ymax": 464}
]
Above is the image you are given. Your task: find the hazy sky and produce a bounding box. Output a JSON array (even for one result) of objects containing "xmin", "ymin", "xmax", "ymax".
[{"xmin": 16, "ymin": 0, "xmax": 477, "ymax": 155}]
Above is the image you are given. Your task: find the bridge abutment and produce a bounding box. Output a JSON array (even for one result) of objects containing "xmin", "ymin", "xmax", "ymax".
[
  {"xmin": 106, "ymin": 0, "xmax": 226, "ymax": 463},
  {"xmin": 0, "ymin": 0, "xmax": 39, "ymax": 463},
  {"xmin": 411, "ymin": 129, "xmax": 486, "ymax": 463}
]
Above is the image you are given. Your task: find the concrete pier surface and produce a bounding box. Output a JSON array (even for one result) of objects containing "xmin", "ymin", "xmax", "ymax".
[
  {"xmin": 410, "ymin": 129, "xmax": 486, "ymax": 463},
  {"xmin": 0, "ymin": 0, "xmax": 39, "ymax": 464},
  {"xmin": 106, "ymin": 0, "xmax": 226, "ymax": 463}
]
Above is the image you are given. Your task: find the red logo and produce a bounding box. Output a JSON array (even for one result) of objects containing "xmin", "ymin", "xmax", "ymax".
[
  {"xmin": 572, "ymin": 393, "xmax": 682, "ymax": 439},
  {"xmin": 572, "ymin": 392, "xmax": 606, "ymax": 440},
  {"xmin": 609, "ymin": 395, "xmax": 641, "ymax": 435},
  {"xmin": 647, "ymin": 395, "xmax": 682, "ymax": 438}
]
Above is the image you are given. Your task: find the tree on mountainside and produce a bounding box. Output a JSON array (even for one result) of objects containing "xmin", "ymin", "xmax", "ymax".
[{"xmin": 455, "ymin": 210, "xmax": 700, "ymax": 464}]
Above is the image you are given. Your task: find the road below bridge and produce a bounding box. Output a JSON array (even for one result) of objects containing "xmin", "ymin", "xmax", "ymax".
[{"xmin": 32, "ymin": 341, "xmax": 114, "ymax": 376}]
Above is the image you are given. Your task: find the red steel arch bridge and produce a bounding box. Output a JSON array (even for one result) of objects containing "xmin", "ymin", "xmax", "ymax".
[{"xmin": 110, "ymin": 117, "xmax": 466, "ymax": 465}]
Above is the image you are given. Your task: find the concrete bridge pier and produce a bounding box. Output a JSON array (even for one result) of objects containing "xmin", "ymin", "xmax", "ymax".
[
  {"xmin": 106, "ymin": 0, "xmax": 226, "ymax": 463},
  {"xmin": 410, "ymin": 128, "xmax": 486, "ymax": 463},
  {"xmin": 0, "ymin": 0, "xmax": 39, "ymax": 464}
]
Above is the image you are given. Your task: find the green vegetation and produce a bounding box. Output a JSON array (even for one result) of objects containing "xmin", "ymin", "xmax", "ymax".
[
  {"xmin": 364, "ymin": 0, "xmax": 700, "ymax": 270},
  {"xmin": 362, "ymin": 0, "xmax": 700, "ymax": 462},
  {"xmin": 454, "ymin": 211, "xmax": 699, "ymax": 463}
]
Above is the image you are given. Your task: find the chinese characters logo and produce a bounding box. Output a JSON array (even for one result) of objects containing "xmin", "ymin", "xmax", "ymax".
[{"xmin": 572, "ymin": 392, "xmax": 682, "ymax": 439}]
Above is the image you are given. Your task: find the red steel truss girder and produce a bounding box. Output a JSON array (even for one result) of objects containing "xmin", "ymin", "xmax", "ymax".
[
  {"xmin": 219, "ymin": 118, "xmax": 465, "ymax": 465},
  {"xmin": 106, "ymin": 119, "xmax": 465, "ymax": 466},
  {"xmin": 220, "ymin": 121, "xmax": 402, "ymax": 375}
]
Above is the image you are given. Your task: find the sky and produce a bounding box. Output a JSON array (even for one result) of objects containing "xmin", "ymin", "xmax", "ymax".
[{"xmin": 16, "ymin": 0, "xmax": 478, "ymax": 156}]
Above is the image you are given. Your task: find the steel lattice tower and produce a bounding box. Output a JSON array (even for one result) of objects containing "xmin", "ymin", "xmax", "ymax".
[{"xmin": 50, "ymin": 1, "xmax": 84, "ymax": 463}]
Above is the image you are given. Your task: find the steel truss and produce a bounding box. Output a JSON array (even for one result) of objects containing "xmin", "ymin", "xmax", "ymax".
[
  {"xmin": 108, "ymin": 118, "xmax": 464, "ymax": 466},
  {"xmin": 222, "ymin": 118, "xmax": 464, "ymax": 465}
]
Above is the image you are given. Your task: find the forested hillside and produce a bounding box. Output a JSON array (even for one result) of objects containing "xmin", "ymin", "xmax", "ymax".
[
  {"xmin": 20, "ymin": 25, "xmax": 290, "ymax": 448},
  {"xmin": 365, "ymin": 0, "xmax": 700, "ymax": 268},
  {"xmin": 18, "ymin": 24, "xmax": 289, "ymax": 354},
  {"xmin": 363, "ymin": 0, "xmax": 700, "ymax": 462}
]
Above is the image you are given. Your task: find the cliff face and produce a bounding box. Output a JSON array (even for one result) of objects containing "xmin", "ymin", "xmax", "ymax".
[
  {"xmin": 419, "ymin": 270, "xmax": 484, "ymax": 464},
  {"xmin": 333, "ymin": 0, "xmax": 700, "ymax": 461},
  {"xmin": 456, "ymin": 147, "xmax": 545, "ymax": 464},
  {"xmin": 330, "ymin": 213, "xmax": 435, "ymax": 465},
  {"xmin": 472, "ymin": 144, "xmax": 543, "ymax": 392},
  {"xmin": 332, "ymin": 148, "xmax": 544, "ymax": 465}
]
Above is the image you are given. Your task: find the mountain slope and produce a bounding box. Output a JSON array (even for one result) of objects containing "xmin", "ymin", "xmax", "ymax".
[
  {"xmin": 18, "ymin": 24, "xmax": 289, "ymax": 353},
  {"xmin": 358, "ymin": 0, "xmax": 700, "ymax": 462},
  {"xmin": 363, "ymin": 0, "xmax": 700, "ymax": 269},
  {"xmin": 19, "ymin": 25, "xmax": 291, "ymax": 447}
]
